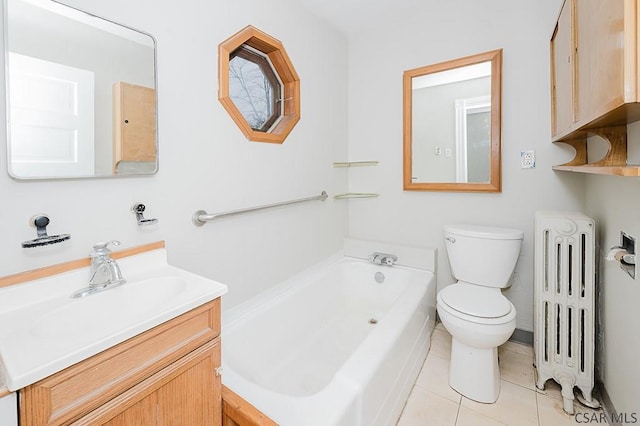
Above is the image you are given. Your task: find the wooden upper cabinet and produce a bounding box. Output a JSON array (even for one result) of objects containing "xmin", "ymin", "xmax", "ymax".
[
  {"xmin": 551, "ymin": 0, "xmax": 575, "ymax": 138},
  {"xmin": 575, "ymin": 0, "xmax": 626, "ymax": 125},
  {"xmin": 113, "ymin": 82, "xmax": 157, "ymax": 172},
  {"xmin": 550, "ymin": 0, "xmax": 639, "ymax": 141}
]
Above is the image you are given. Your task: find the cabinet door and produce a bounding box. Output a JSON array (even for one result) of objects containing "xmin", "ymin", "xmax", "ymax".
[
  {"xmin": 75, "ymin": 339, "xmax": 221, "ymax": 425},
  {"xmin": 113, "ymin": 82, "xmax": 157, "ymax": 171},
  {"xmin": 100, "ymin": 396, "xmax": 156, "ymax": 426},
  {"xmin": 156, "ymin": 340, "xmax": 221, "ymax": 425},
  {"xmin": 575, "ymin": 0, "xmax": 625, "ymax": 124},
  {"xmin": 551, "ymin": 0, "xmax": 575, "ymax": 138}
]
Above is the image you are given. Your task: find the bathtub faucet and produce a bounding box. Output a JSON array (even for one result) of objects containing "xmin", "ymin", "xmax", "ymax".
[{"xmin": 369, "ymin": 252, "xmax": 398, "ymax": 266}]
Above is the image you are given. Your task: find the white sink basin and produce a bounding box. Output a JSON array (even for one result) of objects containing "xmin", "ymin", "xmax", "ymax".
[
  {"xmin": 31, "ymin": 276, "xmax": 187, "ymax": 339},
  {"xmin": 0, "ymin": 249, "xmax": 227, "ymax": 391}
]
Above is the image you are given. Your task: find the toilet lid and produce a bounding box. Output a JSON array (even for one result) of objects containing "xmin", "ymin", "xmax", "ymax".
[{"xmin": 440, "ymin": 283, "xmax": 512, "ymax": 318}]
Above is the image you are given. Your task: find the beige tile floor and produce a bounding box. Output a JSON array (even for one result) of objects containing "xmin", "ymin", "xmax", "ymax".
[{"xmin": 397, "ymin": 323, "xmax": 604, "ymax": 426}]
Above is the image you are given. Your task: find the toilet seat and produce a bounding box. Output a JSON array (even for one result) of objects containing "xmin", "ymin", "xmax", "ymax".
[{"xmin": 437, "ymin": 283, "xmax": 515, "ymax": 325}]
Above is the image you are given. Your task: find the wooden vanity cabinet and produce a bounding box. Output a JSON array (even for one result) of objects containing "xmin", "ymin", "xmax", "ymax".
[
  {"xmin": 551, "ymin": 0, "xmax": 638, "ymax": 140},
  {"xmin": 19, "ymin": 299, "xmax": 221, "ymax": 426},
  {"xmin": 78, "ymin": 339, "xmax": 220, "ymax": 425}
]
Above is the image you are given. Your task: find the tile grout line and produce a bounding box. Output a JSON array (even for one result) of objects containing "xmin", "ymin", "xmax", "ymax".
[
  {"xmin": 422, "ymin": 327, "xmax": 542, "ymax": 426},
  {"xmin": 535, "ymin": 384, "xmax": 542, "ymax": 426},
  {"xmin": 501, "ymin": 376, "xmax": 536, "ymax": 392},
  {"xmin": 454, "ymin": 398, "xmax": 462, "ymax": 426}
]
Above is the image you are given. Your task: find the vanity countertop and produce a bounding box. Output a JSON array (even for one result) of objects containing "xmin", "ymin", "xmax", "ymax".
[
  {"xmin": 0, "ymin": 371, "xmax": 9, "ymax": 398},
  {"xmin": 0, "ymin": 246, "xmax": 227, "ymax": 392}
]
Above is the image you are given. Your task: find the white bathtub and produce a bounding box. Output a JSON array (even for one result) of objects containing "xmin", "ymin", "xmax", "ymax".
[{"xmin": 222, "ymin": 254, "xmax": 436, "ymax": 425}]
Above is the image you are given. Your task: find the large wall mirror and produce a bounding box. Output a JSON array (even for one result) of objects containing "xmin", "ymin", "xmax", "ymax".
[
  {"xmin": 3, "ymin": 0, "xmax": 157, "ymax": 179},
  {"xmin": 403, "ymin": 49, "xmax": 502, "ymax": 192}
]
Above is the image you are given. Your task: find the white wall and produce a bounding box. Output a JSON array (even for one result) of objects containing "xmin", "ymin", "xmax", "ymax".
[
  {"xmin": 346, "ymin": 0, "xmax": 585, "ymax": 331},
  {"xmin": 584, "ymin": 122, "xmax": 640, "ymax": 415},
  {"xmin": 0, "ymin": 0, "xmax": 349, "ymax": 309}
]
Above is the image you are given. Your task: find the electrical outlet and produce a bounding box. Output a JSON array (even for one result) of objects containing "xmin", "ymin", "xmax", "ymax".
[{"xmin": 521, "ymin": 150, "xmax": 535, "ymax": 169}]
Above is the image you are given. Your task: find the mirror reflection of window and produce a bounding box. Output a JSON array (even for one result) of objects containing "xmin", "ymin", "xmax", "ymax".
[{"xmin": 229, "ymin": 46, "xmax": 282, "ymax": 132}]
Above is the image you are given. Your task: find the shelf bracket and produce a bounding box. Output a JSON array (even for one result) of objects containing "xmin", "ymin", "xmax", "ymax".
[
  {"xmin": 555, "ymin": 139, "xmax": 587, "ymax": 167},
  {"xmin": 554, "ymin": 125, "xmax": 627, "ymax": 167}
]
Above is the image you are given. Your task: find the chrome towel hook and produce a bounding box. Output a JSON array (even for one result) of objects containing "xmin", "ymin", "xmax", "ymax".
[{"xmin": 131, "ymin": 203, "xmax": 158, "ymax": 226}]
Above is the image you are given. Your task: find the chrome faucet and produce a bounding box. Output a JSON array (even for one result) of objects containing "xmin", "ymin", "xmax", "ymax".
[
  {"xmin": 72, "ymin": 241, "xmax": 126, "ymax": 298},
  {"xmin": 369, "ymin": 252, "xmax": 398, "ymax": 266}
]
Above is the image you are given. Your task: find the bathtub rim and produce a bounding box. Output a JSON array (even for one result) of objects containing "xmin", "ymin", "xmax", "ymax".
[{"xmin": 222, "ymin": 251, "xmax": 435, "ymax": 329}]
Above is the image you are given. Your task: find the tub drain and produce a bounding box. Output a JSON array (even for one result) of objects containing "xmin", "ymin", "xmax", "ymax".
[{"xmin": 369, "ymin": 318, "xmax": 378, "ymax": 324}]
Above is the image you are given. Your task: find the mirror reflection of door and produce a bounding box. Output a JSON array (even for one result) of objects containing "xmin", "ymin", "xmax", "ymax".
[
  {"xmin": 410, "ymin": 62, "xmax": 491, "ymax": 184},
  {"xmin": 8, "ymin": 52, "xmax": 95, "ymax": 178},
  {"xmin": 454, "ymin": 96, "xmax": 490, "ymax": 183}
]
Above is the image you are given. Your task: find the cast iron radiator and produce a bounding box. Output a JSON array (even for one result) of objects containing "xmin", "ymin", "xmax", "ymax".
[{"xmin": 534, "ymin": 211, "xmax": 600, "ymax": 414}]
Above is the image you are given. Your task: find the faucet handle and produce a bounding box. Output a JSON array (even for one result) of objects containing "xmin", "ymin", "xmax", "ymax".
[
  {"xmin": 91, "ymin": 240, "xmax": 121, "ymax": 256},
  {"xmin": 368, "ymin": 252, "xmax": 398, "ymax": 266}
]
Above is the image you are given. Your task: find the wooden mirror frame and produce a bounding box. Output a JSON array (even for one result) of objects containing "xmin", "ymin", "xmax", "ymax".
[
  {"xmin": 219, "ymin": 25, "xmax": 300, "ymax": 144},
  {"xmin": 403, "ymin": 49, "xmax": 502, "ymax": 192}
]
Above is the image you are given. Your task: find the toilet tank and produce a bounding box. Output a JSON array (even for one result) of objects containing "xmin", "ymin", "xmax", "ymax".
[{"xmin": 444, "ymin": 224, "xmax": 523, "ymax": 288}]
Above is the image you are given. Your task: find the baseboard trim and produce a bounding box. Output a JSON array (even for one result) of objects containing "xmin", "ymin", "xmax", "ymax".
[
  {"xmin": 509, "ymin": 328, "xmax": 534, "ymax": 346},
  {"xmin": 596, "ymin": 381, "xmax": 619, "ymax": 426}
]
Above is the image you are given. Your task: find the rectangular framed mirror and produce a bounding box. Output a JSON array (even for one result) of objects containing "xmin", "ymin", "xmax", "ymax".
[
  {"xmin": 3, "ymin": 0, "xmax": 157, "ymax": 179},
  {"xmin": 403, "ymin": 49, "xmax": 502, "ymax": 192}
]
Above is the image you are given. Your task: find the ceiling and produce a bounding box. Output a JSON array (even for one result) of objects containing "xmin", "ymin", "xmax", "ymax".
[
  {"xmin": 299, "ymin": 0, "xmax": 423, "ymax": 36},
  {"xmin": 299, "ymin": 0, "xmax": 563, "ymax": 40}
]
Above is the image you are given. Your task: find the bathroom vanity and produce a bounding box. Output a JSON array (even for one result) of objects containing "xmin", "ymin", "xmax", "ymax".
[
  {"xmin": 0, "ymin": 242, "xmax": 227, "ymax": 425},
  {"xmin": 20, "ymin": 300, "xmax": 220, "ymax": 425}
]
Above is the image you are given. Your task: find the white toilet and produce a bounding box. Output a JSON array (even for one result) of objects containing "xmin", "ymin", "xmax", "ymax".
[{"xmin": 436, "ymin": 224, "xmax": 523, "ymax": 403}]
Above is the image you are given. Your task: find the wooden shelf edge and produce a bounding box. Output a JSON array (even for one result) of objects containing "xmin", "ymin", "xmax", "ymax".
[
  {"xmin": 552, "ymin": 103, "xmax": 640, "ymax": 143},
  {"xmin": 552, "ymin": 165, "xmax": 640, "ymax": 176},
  {"xmin": 332, "ymin": 160, "xmax": 379, "ymax": 168},
  {"xmin": 0, "ymin": 386, "xmax": 10, "ymax": 399}
]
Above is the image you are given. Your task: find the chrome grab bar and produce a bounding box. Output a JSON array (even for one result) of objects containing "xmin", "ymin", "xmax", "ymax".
[{"xmin": 192, "ymin": 191, "xmax": 328, "ymax": 226}]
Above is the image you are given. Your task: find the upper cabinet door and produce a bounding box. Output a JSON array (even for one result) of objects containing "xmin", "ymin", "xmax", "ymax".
[
  {"xmin": 550, "ymin": 0, "xmax": 575, "ymax": 138},
  {"xmin": 113, "ymin": 82, "xmax": 157, "ymax": 173},
  {"xmin": 575, "ymin": 0, "xmax": 626, "ymax": 125}
]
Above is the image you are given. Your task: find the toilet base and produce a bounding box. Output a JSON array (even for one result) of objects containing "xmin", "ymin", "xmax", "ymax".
[{"xmin": 449, "ymin": 338, "xmax": 501, "ymax": 403}]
